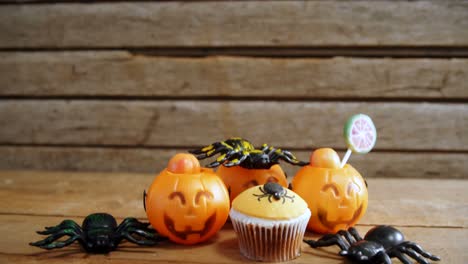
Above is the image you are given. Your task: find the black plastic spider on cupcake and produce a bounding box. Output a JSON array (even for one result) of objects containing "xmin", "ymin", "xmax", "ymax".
[{"xmin": 253, "ymin": 182, "xmax": 295, "ymax": 204}]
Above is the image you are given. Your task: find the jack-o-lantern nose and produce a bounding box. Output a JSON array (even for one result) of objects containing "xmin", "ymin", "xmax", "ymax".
[
  {"xmin": 339, "ymin": 197, "xmax": 352, "ymax": 208},
  {"xmin": 167, "ymin": 153, "xmax": 201, "ymax": 174}
]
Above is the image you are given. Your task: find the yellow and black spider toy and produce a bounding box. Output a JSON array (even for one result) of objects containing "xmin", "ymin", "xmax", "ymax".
[{"xmin": 189, "ymin": 137, "xmax": 308, "ymax": 170}]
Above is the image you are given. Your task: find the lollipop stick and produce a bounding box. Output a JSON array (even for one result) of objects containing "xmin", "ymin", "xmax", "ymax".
[{"xmin": 340, "ymin": 149, "xmax": 352, "ymax": 168}]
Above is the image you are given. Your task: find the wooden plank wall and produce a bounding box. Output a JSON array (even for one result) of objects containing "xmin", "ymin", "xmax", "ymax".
[{"xmin": 0, "ymin": 1, "xmax": 467, "ymax": 179}]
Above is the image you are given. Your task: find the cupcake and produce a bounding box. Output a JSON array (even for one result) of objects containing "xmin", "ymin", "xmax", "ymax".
[{"xmin": 230, "ymin": 182, "xmax": 311, "ymax": 262}]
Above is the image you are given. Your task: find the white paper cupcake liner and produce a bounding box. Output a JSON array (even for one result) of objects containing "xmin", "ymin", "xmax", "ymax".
[{"xmin": 230, "ymin": 208, "xmax": 311, "ymax": 262}]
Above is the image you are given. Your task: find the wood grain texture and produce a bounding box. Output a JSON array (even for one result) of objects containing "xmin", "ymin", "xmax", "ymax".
[
  {"xmin": 1, "ymin": 215, "xmax": 465, "ymax": 263},
  {"xmin": 0, "ymin": 100, "xmax": 466, "ymax": 150},
  {"xmin": 0, "ymin": 171, "xmax": 466, "ymax": 228},
  {"xmin": 2, "ymin": 52, "xmax": 468, "ymax": 99},
  {"xmin": 0, "ymin": 146, "xmax": 467, "ymax": 179},
  {"xmin": 1, "ymin": 1, "xmax": 468, "ymax": 47}
]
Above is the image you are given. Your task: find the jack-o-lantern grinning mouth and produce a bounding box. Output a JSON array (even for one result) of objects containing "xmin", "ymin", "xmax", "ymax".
[
  {"xmin": 317, "ymin": 205, "xmax": 363, "ymax": 230},
  {"xmin": 164, "ymin": 213, "xmax": 217, "ymax": 240}
]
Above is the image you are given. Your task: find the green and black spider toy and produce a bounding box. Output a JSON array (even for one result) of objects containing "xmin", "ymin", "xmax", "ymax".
[{"xmin": 30, "ymin": 213, "xmax": 166, "ymax": 253}]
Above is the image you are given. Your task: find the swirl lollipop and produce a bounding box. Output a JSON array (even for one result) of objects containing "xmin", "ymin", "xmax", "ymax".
[{"xmin": 340, "ymin": 114, "xmax": 377, "ymax": 168}]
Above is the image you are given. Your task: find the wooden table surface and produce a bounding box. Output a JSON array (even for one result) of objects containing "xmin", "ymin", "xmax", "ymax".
[{"xmin": 0, "ymin": 170, "xmax": 466, "ymax": 263}]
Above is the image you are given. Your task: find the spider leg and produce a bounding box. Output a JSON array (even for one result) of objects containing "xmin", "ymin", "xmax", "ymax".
[
  {"xmin": 189, "ymin": 142, "xmax": 221, "ymax": 157},
  {"xmin": 208, "ymin": 149, "xmax": 239, "ymax": 168},
  {"xmin": 304, "ymin": 233, "xmax": 350, "ymax": 251},
  {"xmin": 39, "ymin": 220, "xmax": 81, "ymax": 235},
  {"xmin": 204, "ymin": 147, "xmax": 228, "ymax": 160},
  {"xmin": 32, "ymin": 235, "xmax": 82, "ymax": 250},
  {"xmin": 121, "ymin": 230, "xmax": 166, "ymax": 246},
  {"xmin": 30, "ymin": 229, "xmax": 82, "ymax": 250},
  {"xmin": 389, "ymin": 250, "xmax": 413, "ymax": 264},
  {"xmin": 122, "ymin": 233, "xmax": 157, "ymax": 246},
  {"xmin": 267, "ymin": 149, "xmax": 280, "ymax": 162},
  {"xmin": 117, "ymin": 222, "xmax": 167, "ymax": 246},
  {"xmin": 207, "ymin": 160, "xmax": 222, "ymax": 168},
  {"xmin": 260, "ymin": 144, "xmax": 270, "ymax": 152},
  {"xmin": 400, "ymin": 247, "xmax": 430, "ymax": 264},
  {"xmin": 348, "ymin": 227, "xmax": 363, "ymax": 241},
  {"xmin": 284, "ymin": 194, "xmax": 295, "ymax": 203},
  {"xmin": 223, "ymin": 152, "xmax": 248, "ymax": 167},
  {"xmin": 284, "ymin": 150, "xmax": 309, "ymax": 165},
  {"xmin": 400, "ymin": 241, "xmax": 440, "ymax": 261},
  {"xmin": 188, "ymin": 147, "xmax": 212, "ymax": 159},
  {"xmin": 128, "ymin": 227, "xmax": 167, "ymax": 242},
  {"xmin": 116, "ymin": 218, "xmax": 151, "ymax": 234},
  {"xmin": 271, "ymin": 149, "xmax": 308, "ymax": 166},
  {"xmin": 338, "ymin": 230, "xmax": 357, "ymax": 245},
  {"xmin": 252, "ymin": 194, "xmax": 266, "ymax": 201},
  {"xmin": 190, "ymin": 141, "xmax": 234, "ymax": 160}
]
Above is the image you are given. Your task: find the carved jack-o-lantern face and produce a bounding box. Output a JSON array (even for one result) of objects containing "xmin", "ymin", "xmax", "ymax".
[
  {"xmin": 145, "ymin": 154, "xmax": 230, "ymax": 245},
  {"xmin": 292, "ymin": 148, "xmax": 368, "ymax": 234},
  {"xmin": 216, "ymin": 164, "xmax": 288, "ymax": 203}
]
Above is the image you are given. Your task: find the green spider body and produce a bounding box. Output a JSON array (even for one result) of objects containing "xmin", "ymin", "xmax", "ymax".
[
  {"xmin": 30, "ymin": 213, "xmax": 166, "ymax": 253},
  {"xmin": 190, "ymin": 137, "xmax": 308, "ymax": 169}
]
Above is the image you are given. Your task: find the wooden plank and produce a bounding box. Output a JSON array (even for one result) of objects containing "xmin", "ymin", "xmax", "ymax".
[
  {"xmin": 1, "ymin": 1, "xmax": 468, "ymax": 47},
  {"xmin": 0, "ymin": 214, "xmax": 465, "ymax": 263},
  {"xmin": 2, "ymin": 52, "xmax": 468, "ymax": 99},
  {"xmin": 367, "ymin": 179, "xmax": 468, "ymax": 229},
  {"xmin": 0, "ymin": 146, "xmax": 467, "ymax": 179},
  {"xmin": 0, "ymin": 100, "xmax": 466, "ymax": 151},
  {"xmin": 0, "ymin": 171, "xmax": 466, "ymax": 228},
  {"xmin": 0, "ymin": 171, "xmax": 152, "ymax": 219}
]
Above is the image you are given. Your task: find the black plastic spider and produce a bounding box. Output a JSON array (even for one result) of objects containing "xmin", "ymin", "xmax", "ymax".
[
  {"xmin": 253, "ymin": 182, "xmax": 295, "ymax": 204},
  {"xmin": 30, "ymin": 213, "xmax": 166, "ymax": 253},
  {"xmin": 189, "ymin": 137, "xmax": 308, "ymax": 169},
  {"xmin": 304, "ymin": 225, "xmax": 440, "ymax": 264}
]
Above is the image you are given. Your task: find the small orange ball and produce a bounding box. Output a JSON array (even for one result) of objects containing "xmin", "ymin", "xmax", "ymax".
[
  {"xmin": 167, "ymin": 153, "xmax": 201, "ymax": 174},
  {"xmin": 310, "ymin": 148, "xmax": 341, "ymax": 169}
]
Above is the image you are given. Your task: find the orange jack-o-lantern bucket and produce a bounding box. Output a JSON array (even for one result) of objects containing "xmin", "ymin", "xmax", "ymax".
[
  {"xmin": 292, "ymin": 148, "xmax": 368, "ymax": 234},
  {"xmin": 217, "ymin": 164, "xmax": 288, "ymax": 203},
  {"xmin": 145, "ymin": 153, "xmax": 230, "ymax": 245}
]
